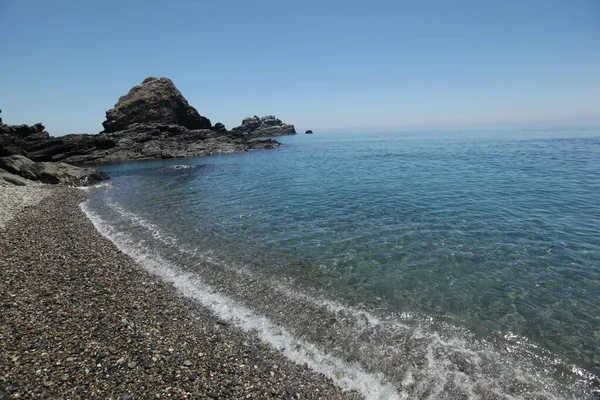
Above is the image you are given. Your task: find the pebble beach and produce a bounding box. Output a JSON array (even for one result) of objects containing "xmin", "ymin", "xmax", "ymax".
[{"xmin": 0, "ymin": 186, "xmax": 361, "ymax": 399}]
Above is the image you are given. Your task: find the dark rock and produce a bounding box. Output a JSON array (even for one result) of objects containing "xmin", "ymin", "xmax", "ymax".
[
  {"xmin": 0, "ymin": 120, "xmax": 50, "ymax": 157},
  {"xmin": 248, "ymin": 139, "xmax": 281, "ymax": 150},
  {"xmin": 101, "ymin": 77, "xmax": 211, "ymax": 133},
  {"xmin": 0, "ymin": 78, "xmax": 286, "ymax": 164},
  {"xmin": 1, "ymin": 120, "xmax": 280, "ymax": 165},
  {"xmin": 305, "ymin": 130, "xmax": 313, "ymax": 134},
  {"xmin": 0, "ymin": 155, "xmax": 109, "ymax": 186},
  {"xmin": 212, "ymin": 122, "xmax": 227, "ymax": 133},
  {"xmin": 231, "ymin": 115, "xmax": 296, "ymax": 138}
]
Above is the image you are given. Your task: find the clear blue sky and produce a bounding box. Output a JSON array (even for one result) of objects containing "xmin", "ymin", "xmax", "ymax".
[{"xmin": 1, "ymin": 0, "xmax": 599, "ymax": 134}]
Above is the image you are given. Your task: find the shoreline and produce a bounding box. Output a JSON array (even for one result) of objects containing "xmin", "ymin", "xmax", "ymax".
[{"xmin": 0, "ymin": 186, "xmax": 361, "ymax": 399}]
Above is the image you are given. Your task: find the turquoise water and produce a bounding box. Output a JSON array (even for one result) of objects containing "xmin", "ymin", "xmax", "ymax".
[{"xmin": 85, "ymin": 127, "xmax": 600, "ymax": 399}]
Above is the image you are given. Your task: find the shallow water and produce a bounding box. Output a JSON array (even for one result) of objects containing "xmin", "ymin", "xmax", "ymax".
[{"xmin": 84, "ymin": 127, "xmax": 600, "ymax": 399}]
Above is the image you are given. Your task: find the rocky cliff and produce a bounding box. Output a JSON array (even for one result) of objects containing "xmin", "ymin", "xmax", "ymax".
[
  {"xmin": 0, "ymin": 78, "xmax": 281, "ymax": 164},
  {"xmin": 231, "ymin": 115, "xmax": 296, "ymax": 138}
]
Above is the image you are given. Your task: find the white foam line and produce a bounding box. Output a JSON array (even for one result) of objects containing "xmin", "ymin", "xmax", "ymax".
[
  {"xmin": 105, "ymin": 200, "xmax": 178, "ymax": 246},
  {"xmin": 104, "ymin": 200, "xmax": 396, "ymax": 330},
  {"xmin": 81, "ymin": 202, "xmax": 403, "ymax": 400},
  {"xmin": 78, "ymin": 181, "xmax": 114, "ymax": 192}
]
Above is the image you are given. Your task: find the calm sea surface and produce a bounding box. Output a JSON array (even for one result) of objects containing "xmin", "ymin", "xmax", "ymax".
[{"xmin": 84, "ymin": 127, "xmax": 600, "ymax": 399}]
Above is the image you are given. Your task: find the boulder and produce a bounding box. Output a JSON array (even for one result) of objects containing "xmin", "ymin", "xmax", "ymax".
[
  {"xmin": 0, "ymin": 169, "xmax": 31, "ymax": 186},
  {"xmin": 0, "ymin": 155, "xmax": 109, "ymax": 186},
  {"xmin": 212, "ymin": 122, "xmax": 227, "ymax": 133},
  {"xmin": 305, "ymin": 130, "xmax": 313, "ymax": 134},
  {"xmin": 101, "ymin": 77, "xmax": 211, "ymax": 133},
  {"xmin": 0, "ymin": 155, "xmax": 38, "ymax": 180},
  {"xmin": 32, "ymin": 162, "xmax": 110, "ymax": 186},
  {"xmin": 231, "ymin": 115, "xmax": 296, "ymax": 138}
]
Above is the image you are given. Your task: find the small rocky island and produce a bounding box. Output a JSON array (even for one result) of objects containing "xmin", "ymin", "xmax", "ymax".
[
  {"xmin": 231, "ymin": 115, "xmax": 296, "ymax": 138},
  {"xmin": 305, "ymin": 130, "xmax": 313, "ymax": 134}
]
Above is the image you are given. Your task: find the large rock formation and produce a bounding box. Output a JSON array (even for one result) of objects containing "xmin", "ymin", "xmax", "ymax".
[
  {"xmin": 102, "ymin": 77, "xmax": 211, "ymax": 133},
  {"xmin": 0, "ymin": 155, "xmax": 109, "ymax": 186},
  {"xmin": 231, "ymin": 115, "xmax": 296, "ymax": 138},
  {"xmin": 0, "ymin": 78, "xmax": 282, "ymax": 164}
]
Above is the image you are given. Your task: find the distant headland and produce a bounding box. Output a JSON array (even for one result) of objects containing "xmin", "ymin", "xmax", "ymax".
[{"xmin": 0, "ymin": 77, "xmax": 296, "ymax": 165}]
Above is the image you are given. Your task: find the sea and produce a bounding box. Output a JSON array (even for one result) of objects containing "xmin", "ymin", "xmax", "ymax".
[{"xmin": 81, "ymin": 127, "xmax": 600, "ymax": 399}]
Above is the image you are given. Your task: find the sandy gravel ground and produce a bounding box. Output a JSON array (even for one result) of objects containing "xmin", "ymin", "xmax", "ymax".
[{"xmin": 0, "ymin": 183, "xmax": 49, "ymax": 229}]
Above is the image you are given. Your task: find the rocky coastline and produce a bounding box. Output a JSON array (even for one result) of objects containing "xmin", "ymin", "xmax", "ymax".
[
  {"xmin": 0, "ymin": 185, "xmax": 361, "ymax": 399},
  {"xmin": 0, "ymin": 77, "xmax": 294, "ymax": 166}
]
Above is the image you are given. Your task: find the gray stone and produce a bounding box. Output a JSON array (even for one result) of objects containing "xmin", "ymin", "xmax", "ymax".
[
  {"xmin": 0, "ymin": 155, "xmax": 38, "ymax": 180},
  {"xmin": 0, "ymin": 155, "xmax": 109, "ymax": 187},
  {"xmin": 0, "ymin": 169, "xmax": 31, "ymax": 186}
]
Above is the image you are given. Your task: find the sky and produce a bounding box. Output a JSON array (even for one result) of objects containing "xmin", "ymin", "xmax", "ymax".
[{"xmin": 1, "ymin": 0, "xmax": 600, "ymax": 135}]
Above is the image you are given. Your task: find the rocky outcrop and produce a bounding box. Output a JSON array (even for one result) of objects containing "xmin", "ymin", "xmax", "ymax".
[
  {"xmin": 102, "ymin": 77, "xmax": 211, "ymax": 133},
  {"xmin": 231, "ymin": 115, "xmax": 296, "ymax": 138},
  {"xmin": 1, "ymin": 122, "xmax": 280, "ymax": 164},
  {"xmin": 0, "ymin": 155, "xmax": 109, "ymax": 186},
  {"xmin": 0, "ymin": 78, "xmax": 283, "ymax": 164},
  {"xmin": 0, "ymin": 120, "xmax": 51, "ymax": 157},
  {"xmin": 305, "ymin": 130, "xmax": 313, "ymax": 134}
]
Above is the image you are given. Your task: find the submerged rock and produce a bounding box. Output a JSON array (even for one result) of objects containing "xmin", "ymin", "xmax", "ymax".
[
  {"xmin": 231, "ymin": 115, "xmax": 296, "ymax": 138},
  {"xmin": 0, "ymin": 155, "xmax": 109, "ymax": 186}
]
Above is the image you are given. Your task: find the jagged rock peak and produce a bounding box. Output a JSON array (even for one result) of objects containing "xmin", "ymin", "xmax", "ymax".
[
  {"xmin": 101, "ymin": 77, "xmax": 211, "ymax": 133},
  {"xmin": 231, "ymin": 115, "xmax": 296, "ymax": 138}
]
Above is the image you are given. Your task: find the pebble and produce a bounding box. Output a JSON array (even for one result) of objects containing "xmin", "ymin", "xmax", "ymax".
[{"xmin": 0, "ymin": 187, "xmax": 362, "ymax": 399}]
